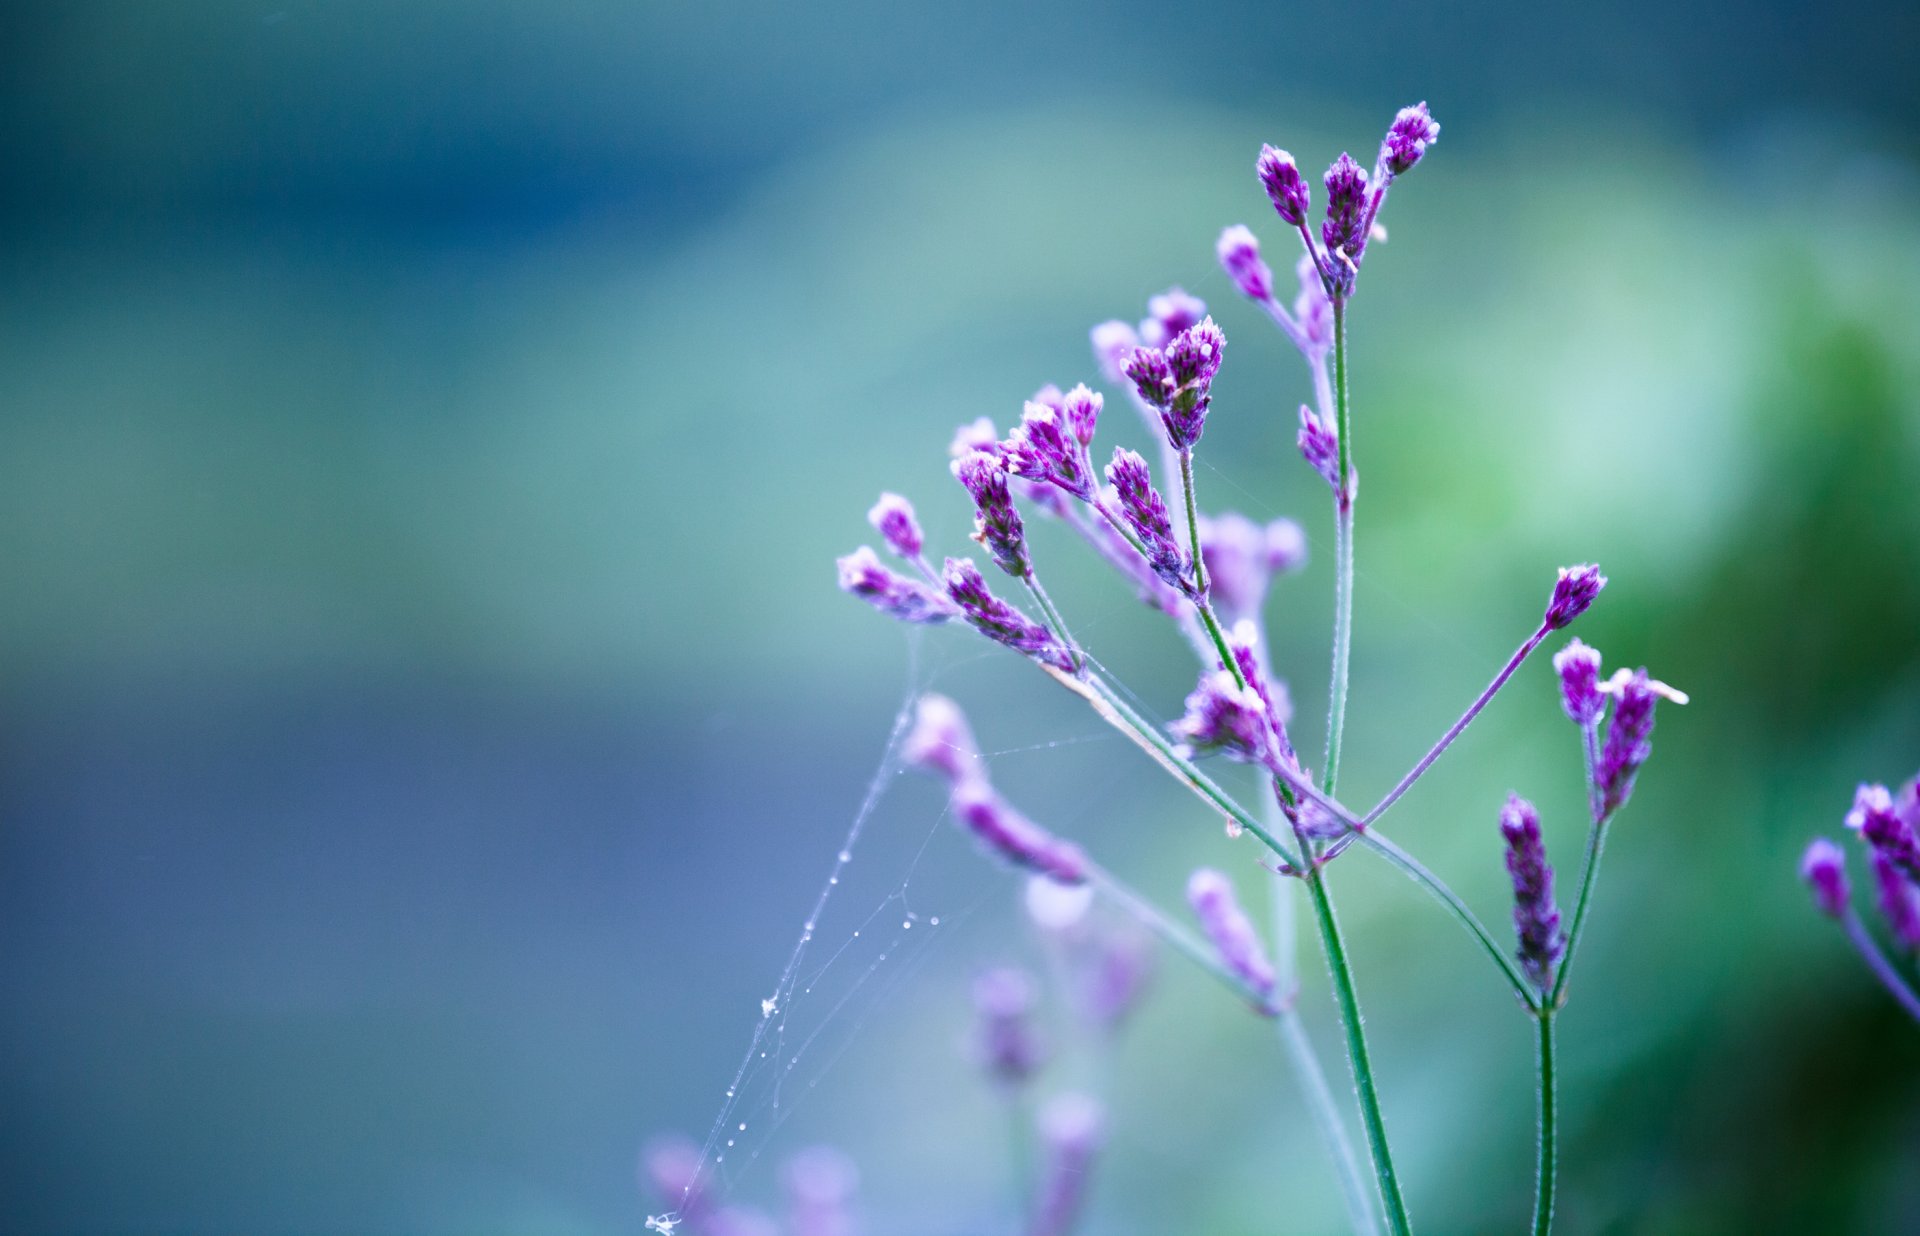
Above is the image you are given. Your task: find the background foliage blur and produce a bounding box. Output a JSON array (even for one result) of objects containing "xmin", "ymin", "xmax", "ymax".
[{"xmin": 2, "ymin": 2, "xmax": 1918, "ymax": 1233}]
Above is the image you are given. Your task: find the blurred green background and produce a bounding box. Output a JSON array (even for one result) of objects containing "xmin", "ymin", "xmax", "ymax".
[{"xmin": 2, "ymin": 2, "xmax": 1918, "ymax": 1233}]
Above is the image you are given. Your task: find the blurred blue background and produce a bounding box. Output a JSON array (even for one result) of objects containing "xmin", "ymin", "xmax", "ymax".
[{"xmin": 2, "ymin": 2, "xmax": 1918, "ymax": 1233}]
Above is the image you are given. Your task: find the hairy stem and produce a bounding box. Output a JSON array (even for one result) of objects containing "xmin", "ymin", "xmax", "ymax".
[
  {"xmin": 1842, "ymin": 912, "xmax": 1920, "ymax": 1023},
  {"xmin": 1022, "ymin": 572, "xmax": 1083, "ymax": 675},
  {"xmin": 1323, "ymin": 296, "xmax": 1354, "ymax": 794},
  {"xmin": 1178, "ymin": 447, "xmax": 1210, "ymax": 598},
  {"xmin": 1357, "ymin": 831, "xmax": 1537, "ymax": 1007},
  {"xmin": 1549, "ymin": 817, "xmax": 1612, "ymax": 1008},
  {"xmin": 1304, "ymin": 866, "xmax": 1411, "ymax": 1236},
  {"xmin": 1532, "ymin": 1009, "xmax": 1558, "ymax": 1236},
  {"xmin": 1361, "ymin": 626, "xmax": 1551, "ymax": 829}
]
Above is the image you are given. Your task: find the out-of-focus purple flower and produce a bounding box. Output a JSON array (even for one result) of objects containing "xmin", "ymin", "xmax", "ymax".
[
  {"xmin": 973, "ymin": 966, "xmax": 1047, "ymax": 1087},
  {"xmin": 1322, "ymin": 153, "xmax": 1371, "ymax": 267},
  {"xmin": 1544, "ymin": 564, "xmax": 1607, "ymax": 630},
  {"xmin": 1198, "ymin": 512, "xmax": 1307, "ymax": 622},
  {"xmin": 1161, "ymin": 318, "xmax": 1225, "ymax": 450},
  {"xmin": 1294, "ymin": 255, "xmax": 1333, "ymax": 355},
  {"xmin": 952, "ymin": 451, "xmax": 1028, "ymax": 577},
  {"xmin": 1171, "ymin": 669, "xmax": 1272, "ymax": 766},
  {"xmin": 1381, "ymin": 102, "xmax": 1440, "ymax": 176},
  {"xmin": 1025, "ymin": 872, "xmax": 1096, "ymax": 932},
  {"xmin": 642, "ymin": 1134, "xmax": 711, "ymax": 1221},
  {"xmin": 837, "ymin": 547, "xmax": 960, "ymax": 624},
  {"xmin": 1896, "ymin": 773, "xmax": 1920, "ymax": 832},
  {"xmin": 1872, "ymin": 850, "xmax": 1920, "ymax": 949},
  {"xmin": 1139, "ymin": 287, "xmax": 1207, "ymax": 349},
  {"xmin": 1004, "ymin": 401, "xmax": 1095, "ymax": 501},
  {"xmin": 942, "ymin": 557, "xmax": 1073, "ymax": 671},
  {"xmin": 866, "ymin": 492, "xmax": 923, "ymax": 560},
  {"xmin": 952, "ymin": 780, "xmax": 1089, "ymax": 884},
  {"xmin": 902, "ymin": 693, "xmax": 981, "ymax": 789},
  {"xmin": 1186, "ymin": 868, "xmax": 1277, "ymax": 1004},
  {"xmin": 784, "ymin": 1146, "xmax": 860, "ymax": 1236},
  {"xmin": 1031, "ymin": 1093, "xmax": 1105, "ymax": 1236},
  {"xmin": 1553, "ymin": 638, "xmax": 1605, "ymax": 727},
  {"xmin": 1216, "ymin": 225, "xmax": 1273, "ymax": 301},
  {"xmin": 1500, "ymin": 794, "xmax": 1563, "ymax": 992},
  {"xmin": 1849, "ymin": 783, "xmax": 1920, "ymax": 883},
  {"xmin": 1297, "ymin": 404, "xmax": 1341, "ymax": 491},
  {"xmin": 949, "ymin": 416, "xmax": 1002, "ymax": 458},
  {"xmin": 1104, "ymin": 449, "xmax": 1190, "ymax": 594},
  {"xmin": 1080, "ymin": 922, "xmax": 1156, "ymax": 1034},
  {"xmin": 1596, "ymin": 668, "xmax": 1687, "ymax": 814},
  {"xmin": 1256, "ymin": 145, "xmax": 1310, "ymax": 227},
  {"xmin": 1090, "ymin": 320, "xmax": 1140, "ymax": 387},
  {"xmin": 1801, "ymin": 838, "xmax": 1851, "ymax": 918}
]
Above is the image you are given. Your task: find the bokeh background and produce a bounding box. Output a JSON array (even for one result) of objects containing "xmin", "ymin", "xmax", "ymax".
[{"xmin": 3, "ymin": 2, "xmax": 1918, "ymax": 1233}]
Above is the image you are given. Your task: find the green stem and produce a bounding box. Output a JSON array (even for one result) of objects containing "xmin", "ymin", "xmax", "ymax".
[
  {"xmin": 1323, "ymin": 296, "xmax": 1354, "ymax": 794},
  {"xmin": 1356, "ymin": 831, "xmax": 1537, "ymax": 1008},
  {"xmin": 1178, "ymin": 447, "xmax": 1209, "ymax": 596},
  {"xmin": 1022, "ymin": 572, "xmax": 1083, "ymax": 674},
  {"xmin": 1303, "ymin": 866, "xmax": 1411, "ymax": 1236},
  {"xmin": 1548, "ymin": 816, "xmax": 1612, "ymax": 1008},
  {"xmin": 1532, "ymin": 1009, "xmax": 1557, "ymax": 1236}
]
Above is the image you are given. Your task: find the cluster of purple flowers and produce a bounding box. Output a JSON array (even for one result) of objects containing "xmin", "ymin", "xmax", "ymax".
[{"xmin": 1801, "ymin": 775, "xmax": 1920, "ymax": 1020}]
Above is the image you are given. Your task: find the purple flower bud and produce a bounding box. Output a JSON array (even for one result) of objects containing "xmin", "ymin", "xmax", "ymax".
[
  {"xmin": 1872, "ymin": 850, "xmax": 1920, "ymax": 949},
  {"xmin": 1500, "ymin": 794, "xmax": 1563, "ymax": 991},
  {"xmin": 1849, "ymin": 783, "xmax": 1920, "ymax": 883},
  {"xmin": 1216, "ymin": 224, "xmax": 1274, "ymax": 301},
  {"xmin": 1800, "ymin": 838, "xmax": 1850, "ymax": 919},
  {"xmin": 1297, "ymin": 404, "xmax": 1341, "ymax": 491},
  {"xmin": 952, "ymin": 780, "xmax": 1089, "ymax": 884},
  {"xmin": 1381, "ymin": 101, "xmax": 1440, "ymax": 176},
  {"xmin": 837, "ymin": 547, "xmax": 960, "ymax": 624},
  {"xmin": 942, "ymin": 557, "xmax": 1072, "ymax": 672},
  {"xmin": 1161, "ymin": 317, "xmax": 1224, "ymax": 450},
  {"xmin": 1544, "ymin": 564, "xmax": 1607, "ymax": 630},
  {"xmin": 784, "ymin": 1146, "xmax": 859, "ymax": 1236},
  {"xmin": 972, "ymin": 966, "xmax": 1047, "ymax": 1086},
  {"xmin": 1139, "ymin": 287, "xmax": 1207, "ymax": 349},
  {"xmin": 1256, "ymin": 145, "xmax": 1310, "ymax": 227},
  {"xmin": 1090, "ymin": 320, "xmax": 1140, "ymax": 387},
  {"xmin": 1060, "ymin": 383, "xmax": 1101, "ymax": 449},
  {"xmin": 1597, "ymin": 669, "xmax": 1660, "ymax": 814},
  {"xmin": 1170, "ymin": 669, "xmax": 1272, "ymax": 767},
  {"xmin": 952, "ymin": 451, "xmax": 1028, "ymax": 577},
  {"xmin": 902, "ymin": 693, "xmax": 981, "ymax": 788},
  {"xmin": 1004, "ymin": 401, "xmax": 1095, "ymax": 501},
  {"xmin": 1186, "ymin": 868, "xmax": 1277, "ymax": 1003},
  {"xmin": 1321, "ymin": 152, "xmax": 1371, "ymax": 262},
  {"xmin": 949, "ymin": 415, "xmax": 1001, "ymax": 458},
  {"xmin": 1031, "ymin": 1093, "xmax": 1104, "ymax": 1236},
  {"xmin": 1123, "ymin": 345, "xmax": 1174, "ymax": 411},
  {"xmin": 1294, "ymin": 255, "xmax": 1332, "ymax": 354},
  {"xmin": 1553, "ymin": 638, "xmax": 1605, "ymax": 726},
  {"xmin": 866, "ymin": 492, "xmax": 923, "ymax": 559},
  {"xmin": 1104, "ymin": 450, "xmax": 1190, "ymax": 593}
]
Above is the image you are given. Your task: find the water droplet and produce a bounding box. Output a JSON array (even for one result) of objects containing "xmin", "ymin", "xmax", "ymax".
[
  {"xmin": 930, "ymin": 916, "xmax": 941, "ymax": 926},
  {"xmin": 737, "ymin": 1122, "xmax": 746, "ymax": 1131},
  {"xmin": 838, "ymin": 850, "xmax": 851, "ymax": 862},
  {"xmin": 902, "ymin": 920, "xmax": 912, "ymax": 929},
  {"xmin": 726, "ymin": 1139, "xmax": 734, "ymax": 1148}
]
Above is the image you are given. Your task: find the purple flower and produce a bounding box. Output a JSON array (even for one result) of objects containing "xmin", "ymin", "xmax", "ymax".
[
  {"xmin": 1500, "ymin": 794, "xmax": 1563, "ymax": 991},
  {"xmin": 972, "ymin": 967, "xmax": 1047, "ymax": 1086},
  {"xmin": 1090, "ymin": 320, "xmax": 1140, "ymax": 386},
  {"xmin": 1553, "ymin": 638, "xmax": 1605, "ymax": 727},
  {"xmin": 1104, "ymin": 449, "xmax": 1189, "ymax": 593},
  {"xmin": 1381, "ymin": 101, "xmax": 1440, "ymax": 177},
  {"xmin": 1297, "ymin": 404, "xmax": 1341, "ymax": 491},
  {"xmin": 1139, "ymin": 287, "xmax": 1207, "ymax": 349},
  {"xmin": 1031, "ymin": 1094, "xmax": 1105, "ymax": 1236},
  {"xmin": 1170, "ymin": 668, "xmax": 1272, "ymax": 767},
  {"xmin": 951, "ymin": 780, "xmax": 1089, "ymax": 884},
  {"xmin": 1848, "ymin": 783, "xmax": 1920, "ymax": 883},
  {"xmin": 943, "ymin": 557, "xmax": 1072, "ymax": 671},
  {"xmin": 837, "ymin": 547, "xmax": 960, "ymax": 624},
  {"xmin": 1186, "ymin": 868, "xmax": 1277, "ymax": 1004},
  {"xmin": 952, "ymin": 450, "xmax": 1028, "ymax": 577},
  {"xmin": 1004, "ymin": 401, "xmax": 1096, "ymax": 501},
  {"xmin": 1896, "ymin": 773, "xmax": 1920, "ymax": 832},
  {"xmin": 1228, "ymin": 621, "xmax": 1298, "ymax": 772},
  {"xmin": 1216, "ymin": 224, "xmax": 1273, "ymax": 301},
  {"xmin": 1544, "ymin": 563, "xmax": 1607, "ymax": 630},
  {"xmin": 866, "ymin": 492, "xmax": 923, "ymax": 560},
  {"xmin": 1872, "ymin": 850, "xmax": 1920, "ymax": 949},
  {"xmin": 902, "ymin": 692, "xmax": 981, "ymax": 789},
  {"xmin": 1198, "ymin": 512, "xmax": 1307, "ymax": 622},
  {"xmin": 1322, "ymin": 152, "xmax": 1371, "ymax": 265},
  {"xmin": 784, "ymin": 1146, "xmax": 859, "ymax": 1236},
  {"xmin": 1294, "ymin": 255, "xmax": 1333, "ymax": 355},
  {"xmin": 1161, "ymin": 317, "xmax": 1225, "ymax": 450},
  {"xmin": 1256, "ymin": 145, "xmax": 1310, "ymax": 227},
  {"xmin": 1596, "ymin": 668, "xmax": 1680, "ymax": 815},
  {"xmin": 1123, "ymin": 345, "xmax": 1174, "ymax": 411},
  {"xmin": 1800, "ymin": 838, "xmax": 1851, "ymax": 918},
  {"xmin": 1060, "ymin": 383, "xmax": 1102, "ymax": 449},
  {"xmin": 949, "ymin": 415, "xmax": 1001, "ymax": 458}
]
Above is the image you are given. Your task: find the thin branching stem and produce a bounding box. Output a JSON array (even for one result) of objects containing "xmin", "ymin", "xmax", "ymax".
[
  {"xmin": 1357, "ymin": 831, "xmax": 1537, "ymax": 1008},
  {"xmin": 1086, "ymin": 861, "xmax": 1276, "ymax": 1014},
  {"xmin": 1021, "ymin": 571, "xmax": 1083, "ymax": 675},
  {"xmin": 1323, "ymin": 296, "xmax": 1354, "ymax": 794},
  {"xmin": 1548, "ymin": 812, "xmax": 1613, "ymax": 1008}
]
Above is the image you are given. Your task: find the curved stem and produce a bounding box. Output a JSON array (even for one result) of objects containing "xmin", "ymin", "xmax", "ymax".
[
  {"xmin": 1303, "ymin": 866, "xmax": 1411, "ymax": 1236},
  {"xmin": 1549, "ymin": 818, "xmax": 1612, "ymax": 1008},
  {"xmin": 1360, "ymin": 626, "xmax": 1550, "ymax": 829},
  {"xmin": 1842, "ymin": 912, "xmax": 1920, "ymax": 1023},
  {"xmin": 1357, "ymin": 831, "xmax": 1537, "ymax": 1008},
  {"xmin": 1323, "ymin": 297, "xmax": 1354, "ymax": 794},
  {"xmin": 1532, "ymin": 1009, "xmax": 1558, "ymax": 1236}
]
